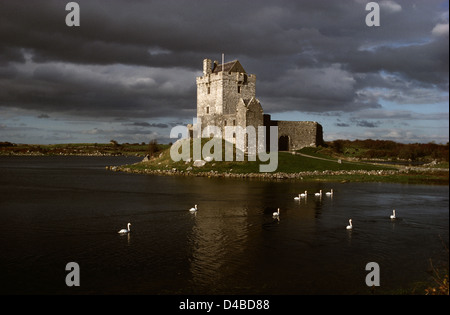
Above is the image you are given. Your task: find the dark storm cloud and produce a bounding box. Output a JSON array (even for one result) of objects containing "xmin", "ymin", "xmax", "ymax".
[
  {"xmin": 0, "ymin": 0, "xmax": 448, "ymax": 122},
  {"xmin": 129, "ymin": 122, "xmax": 169, "ymax": 128}
]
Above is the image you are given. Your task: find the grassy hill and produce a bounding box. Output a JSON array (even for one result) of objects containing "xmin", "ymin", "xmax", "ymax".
[
  {"xmin": 117, "ymin": 138, "xmax": 448, "ymax": 184},
  {"xmin": 128, "ymin": 138, "xmax": 393, "ymax": 173}
]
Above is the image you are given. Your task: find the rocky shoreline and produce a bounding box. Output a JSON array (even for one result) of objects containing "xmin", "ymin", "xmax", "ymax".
[
  {"xmin": 106, "ymin": 164, "xmax": 448, "ymax": 181},
  {"xmin": 0, "ymin": 152, "xmax": 142, "ymax": 157}
]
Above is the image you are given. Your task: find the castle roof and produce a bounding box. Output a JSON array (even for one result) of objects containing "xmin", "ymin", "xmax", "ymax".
[
  {"xmin": 212, "ymin": 60, "xmax": 246, "ymax": 74},
  {"xmin": 241, "ymin": 97, "xmax": 261, "ymax": 108}
]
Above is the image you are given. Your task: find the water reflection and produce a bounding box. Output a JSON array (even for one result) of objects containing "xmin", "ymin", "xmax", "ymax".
[
  {"xmin": 186, "ymin": 186, "xmax": 251, "ymax": 292},
  {"xmin": 118, "ymin": 230, "xmax": 131, "ymax": 245}
]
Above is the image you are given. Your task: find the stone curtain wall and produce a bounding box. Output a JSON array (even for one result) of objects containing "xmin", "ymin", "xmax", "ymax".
[{"xmin": 275, "ymin": 121, "xmax": 323, "ymax": 151}]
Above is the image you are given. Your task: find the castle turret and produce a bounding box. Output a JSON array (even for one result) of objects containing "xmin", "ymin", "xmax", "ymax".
[{"xmin": 203, "ymin": 59, "xmax": 212, "ymax": 75}]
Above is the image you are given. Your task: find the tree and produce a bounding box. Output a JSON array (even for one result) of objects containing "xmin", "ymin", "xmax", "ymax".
[
  {"xmin": 147, "ymin": 139, "xmax": 160, "ymax": 157},
  {"xmin": 331, "ymin": 140, "xmax": 344, "ymax": 154}
]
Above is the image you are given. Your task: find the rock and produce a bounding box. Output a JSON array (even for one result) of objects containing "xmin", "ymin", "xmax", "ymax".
[
  {"xmin": 186, "ymin": 166, "xmax": 192, "ymax": 171},
  {"xmin": 193, "ymin": 160, "xmax": 206, "ymax": 167},
  {"xmin": 204, "ymin": 156, "xmax": 213, "ymax": 162}
]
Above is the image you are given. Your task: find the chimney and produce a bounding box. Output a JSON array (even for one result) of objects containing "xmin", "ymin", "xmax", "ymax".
[{"xmin": 203, "ymin": 59, "xmax": 212, "ymax": 75}]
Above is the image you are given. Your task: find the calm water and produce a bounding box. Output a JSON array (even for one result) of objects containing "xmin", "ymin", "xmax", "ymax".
[{"xmin": 0, "ymin": 156, "xmax": 448, "ymax": 294}]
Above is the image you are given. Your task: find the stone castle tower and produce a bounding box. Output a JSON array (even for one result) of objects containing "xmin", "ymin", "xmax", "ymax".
[
  {"xmin": 193, "ymin": 58, "xmax": 323, "ymax": 151},
  {"xmin": 196, "ymin": 59, "xmax": 263, "ymax": 132}
]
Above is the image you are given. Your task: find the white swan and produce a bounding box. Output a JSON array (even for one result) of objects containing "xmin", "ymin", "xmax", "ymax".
[
  {"xmin": 294, "ymin": 194, "xmax": 301, "ymax": 200},
  {"xmin": 118, "ymin": 223, "xmax": 131, "ymax": 234},
  {"xmin": 326, "ymin": 189, "xmax": 334, "ymax": 196},
  {"xmin": 346, "ymin": 219, "xmax": 352, "ymax": 230},
  {"xmin": 189, "ymin": 204, "xmax": 198, "ymax": 212},
  {"xmin": 315, "ymin": 189, "xmax": 322, "ymax": 197},
  {"xmin": 300, "ymin": 190, "xmax": 307, "ymax": 197},
  {"xmin": 390, "ymin": 209, "xmax": 396, "ymax": 219},
  {"xmin": 273, "ymin": 208, "xmax": 280, "ymax": 218}
]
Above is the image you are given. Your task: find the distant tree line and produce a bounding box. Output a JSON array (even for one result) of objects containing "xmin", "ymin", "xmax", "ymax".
[
  {"xmin": 327, "ymin": 139, "xmax": 449, "ymax": 162},
  {"xmin": 0, "ymin": 141, "xmax": 16, "ymax": 147}
]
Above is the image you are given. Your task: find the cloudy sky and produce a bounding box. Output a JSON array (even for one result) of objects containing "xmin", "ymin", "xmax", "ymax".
[{"xmin": 0, "ymin": 0, "xmax": 448, "ymax": 144}]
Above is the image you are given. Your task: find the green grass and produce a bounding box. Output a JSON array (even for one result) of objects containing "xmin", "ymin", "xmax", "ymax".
[
  {"xmin": 128, "ymin": 138, "xmax": 395, "ymax": 174},
  {"xmin": 120, "ymin": 139, "xmax": 449, "ymax": 184},
  {"xmin": 278, "ymin": 152, "xmax": 391, "ymax": 172},
  {"xmin": 296, "ymin": 146, "xmax": 339, "ymax": 160}
]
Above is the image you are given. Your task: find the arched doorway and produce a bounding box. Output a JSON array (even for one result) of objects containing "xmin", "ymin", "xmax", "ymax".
[{"xmin": 278, "ymin": 135, "xmax": 289, "ymax": 151}]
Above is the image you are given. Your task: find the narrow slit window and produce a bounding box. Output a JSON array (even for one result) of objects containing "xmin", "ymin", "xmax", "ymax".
[
  {"xmin": 237, "ymin": 86, "xmax": 241, "ymax": 93},
  {"xmin": 206, "ymin": 106, "xmax": 209, "ymax": 114},
  {"xmin": 207, "ymin": 87, "xmax": 210, "ymax": 94}
]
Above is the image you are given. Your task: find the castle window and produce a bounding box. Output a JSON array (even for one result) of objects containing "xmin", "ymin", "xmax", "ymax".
[
  {"xmin": 233, "ymin": 119, "xmax": 236, "ymax": 126},
  {"xmin": 237, "ymin": 86, "xmax": 241, "ymax": 93},
  {"xmin": 207, "ymin": 87, "xmax": 210, "ymax": 94},
  {"xmin": 206, "ymin": 106, "xmax": 209, "ymax": 114}
]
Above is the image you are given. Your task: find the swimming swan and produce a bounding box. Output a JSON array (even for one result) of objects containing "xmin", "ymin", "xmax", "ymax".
[
  {"xmin": 189, "ymin": 204, "xmax": 198, "ymax": 212},
  {"xmin": 294, "ymin": 194, "xmax": 301, "ymax": 200},
  {"xmin": 346, "ymin": 219, "xmax": 352, "ymax": 230},
  {"xmin": 326, "ymin": 189, "xmax": 334, "ymax": 196},
  {"xmin": 315, "ymin": 190, "xmax": 322, "ymax": 197},
  {"xmin": 300, "ymin": 191, "xmax": 307, "ymax": 197},
  {"xmin": 273, "ymin": 208, "xmax": 280, "ymax": 218},
  {"xmin": 118, "ymin": 223, "xmax": 131, "ymax": 234},
  {"xmin": 390, "ymin": 209, "xmax": 396, "ymax": 219}
]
